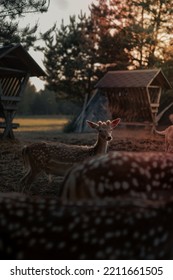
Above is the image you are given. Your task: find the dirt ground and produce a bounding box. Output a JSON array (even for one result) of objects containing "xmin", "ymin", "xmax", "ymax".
[{"xmin": 0, "ymin": 127, "xmax": 165, "ymax": 198}]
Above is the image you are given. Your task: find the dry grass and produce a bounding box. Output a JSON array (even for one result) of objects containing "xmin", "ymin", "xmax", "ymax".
[
  {"xmin": 15, "ymin": 115, "xmax": 70, "ymax": 132},
  {"xmin": 0, "ymin": 120, "xmax": 165, "ymax": 198},
  {"xmin": 14, "ymin": 115, "xmax": 71, "ymax": 140}
]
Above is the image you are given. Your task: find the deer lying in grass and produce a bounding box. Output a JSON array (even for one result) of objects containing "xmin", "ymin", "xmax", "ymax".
[
  {"xmin": 20, "ymin": 118, "xmax": 121, "ymax": 187},
  {"xmin": 155, "ymin": 125, "xmax": 173, "ymax": 152},
  {"xmin": 60, "ymin": 151, "xmax": 173, "ymax": 202}
]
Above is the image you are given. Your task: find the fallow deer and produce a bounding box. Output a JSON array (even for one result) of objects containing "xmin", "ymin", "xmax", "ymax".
[
  {"xmin": 0, "ymin": 192, "xmax": 173, "ymax": 259},
  {"xmin": 155, "ymin": 125, "xmax": 173, "ymax": 152},
  {"xmin": 60, "ymin": 151, "xmax": 173, "ymax": 202},
  {"xmin": 20, "ymin": 118, "xmax": 121, "ymax": 187}
]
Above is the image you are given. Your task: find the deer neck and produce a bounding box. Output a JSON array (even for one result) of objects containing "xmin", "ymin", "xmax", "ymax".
[{"xmin": 94, "ymin": 136, "xmax": 108, "ymax": 155}]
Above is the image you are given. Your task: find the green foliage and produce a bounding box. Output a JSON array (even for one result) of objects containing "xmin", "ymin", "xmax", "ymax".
[
  {"xmin": 91, "ymin": 0, "xmax": 173, "ymax": 69},
  {"xmin": 0, "ymin": 0, "xmax": 49, "ymax": 19},
  {"xmin": 90, "ymin": 0, "xmax": 132, "ymax": 70},
  {"xmin": 42, "ymin": 4, "xmax": 133, "ymax": 103},
  {"xmin": 40, "ymin": 0, "xmax": 173, "ymax": 110},
  {"xmin": 42, "ymin": 13, "xmax": 98, "ymax": 103},
  {"xmin": 0, "ymin": 0, "xmax": 50, "ymax": 48}
]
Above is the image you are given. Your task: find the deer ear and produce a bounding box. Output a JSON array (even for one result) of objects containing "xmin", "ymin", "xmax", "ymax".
[
  {"xmin": 86, "ymin": 120, "xmax": 98, "ymax": 129},
  {"xmin": 111, "ymin": 118, "xmax": 121, "ymax": 129}
]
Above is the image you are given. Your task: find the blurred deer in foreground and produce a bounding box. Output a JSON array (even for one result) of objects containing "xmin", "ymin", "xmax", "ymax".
[
  {"xmin": 60, "ymin": 151, "xmax": 173, "ymax": 202},
  {"xmin": 0, "ymin": 192, "xmax": 173, "ymax": 259},
  {"xmin": 155, "ymin": 125, "xmax": 173, "ymax": 152},
  {"xmin": 20, "ymin": 118, "xmax": 121, "ymax": 187}
]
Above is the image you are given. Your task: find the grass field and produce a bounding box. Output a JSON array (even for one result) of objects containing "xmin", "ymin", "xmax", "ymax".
[{"xmin": 15, "ymin": 115, "xmax": 70, "ymax": 132}]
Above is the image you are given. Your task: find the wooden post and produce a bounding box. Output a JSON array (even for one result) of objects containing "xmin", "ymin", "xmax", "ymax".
[
  {"xmin": 0, "ymin": 73, "xmax": 30, "ymax": 139},
  {"xmin": 2, "ymin": 112, "xmax": 14, "ymax": 139},
  {"xmin": 18, "ymin": 73, "xmax": 30, "ymax": 98},
  {"xmin": 78, "ymin": 93, "xmax": 89, "ymax": 133}
]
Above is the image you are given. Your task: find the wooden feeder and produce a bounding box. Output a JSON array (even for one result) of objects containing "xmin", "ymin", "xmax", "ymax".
[
  {"xmin": 0, "ymin": 44, "xmax": 46, "ymax": 139},
  {"xmin": 95, "ymin": 69, "xmax": 172, "ymax": 129}
]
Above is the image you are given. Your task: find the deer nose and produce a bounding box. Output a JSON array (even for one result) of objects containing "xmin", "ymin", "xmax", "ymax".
[{"xmin": 107, "ymin": 136, "xmax": 112, "ymax": 141}]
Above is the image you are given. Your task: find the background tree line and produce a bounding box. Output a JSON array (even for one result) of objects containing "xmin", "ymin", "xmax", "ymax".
[
  {"xmin": 1, "ymin": 0, "xmax": 173, "ymax": 115},
  {"xmin": 17, "ymin": 82, "xmax": 81, "ymax": 116}
]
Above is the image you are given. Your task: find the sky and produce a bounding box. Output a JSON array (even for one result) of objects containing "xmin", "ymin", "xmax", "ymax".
[{"xmin": 20, "ymin": 0, "xmax": 95, "ymax": 90}]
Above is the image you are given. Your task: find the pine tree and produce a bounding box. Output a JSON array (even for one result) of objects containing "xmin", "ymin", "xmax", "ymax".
[
  {"xmin": 124, "ymin": 0, "xmax": 173, "ymax": 68},
  {"xmin": 42, "ymin": 13, "xmax": 98, "ymax": 103},
  {"xmin": 90, "ymin": 0, "xmax": 132, "ymax": 70},
  {"xmin": 0, "ymin": 0, "xmax": 50, "ymax": 48},
  {"xmin": 90, "ymin": 0, "xmax": 173, "ymax": 69},
  {"xmin": 42, "ymin": 0, "xmax": 173, "ymax": 106}
]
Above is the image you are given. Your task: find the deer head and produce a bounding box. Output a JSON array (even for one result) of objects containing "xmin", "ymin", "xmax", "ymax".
[{"xmin": 86, "ymin": 118, "xmax": 121, "ymax": 141}]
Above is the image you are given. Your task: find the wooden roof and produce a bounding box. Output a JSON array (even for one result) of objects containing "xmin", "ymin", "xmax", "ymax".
[
  {"xmin": 0, "ymin": 44, "xmax": 46, "ymax": 77},
  {"xmin": 95, "ymin": 69, "xmax": 171, "ymax": 89}
]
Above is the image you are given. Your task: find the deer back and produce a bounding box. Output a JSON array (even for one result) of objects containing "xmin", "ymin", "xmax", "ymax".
[
  {"xmin": 0, "ymin": 192, "xmax": 173, "ymax": 259},
  {"xmin": 60, "ymin": 151, "xmax": 173, "ymax": 202}
]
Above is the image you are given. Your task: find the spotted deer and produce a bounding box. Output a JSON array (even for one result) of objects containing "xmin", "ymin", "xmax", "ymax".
[
  {"xmin": 20, "ymin": 118, "xmax": 121, "ymax": 187},
  {"xmin": 60, "ymin": 151, "xmax": 173, "ymax": 202},
  {"xmin": 155, "ymin": 125, "xmax": 173, "ymax": 152},
  {"xmin": 0, "ymin": 192, "xmax": 173, "ymax": 259}
]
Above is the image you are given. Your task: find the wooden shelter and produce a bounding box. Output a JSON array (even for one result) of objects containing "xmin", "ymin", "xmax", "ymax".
[
  {"xmin": 0, "ymin": 44, "xmax": 46, "ymax": 139},
  {"xmin": 95, "ymin": 69, "xmax": 172, "ymax": 129}
]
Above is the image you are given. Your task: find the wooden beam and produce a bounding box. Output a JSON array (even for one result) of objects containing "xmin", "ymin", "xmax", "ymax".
[
  {"xmin": 0, "ymin": 112, "xmax": 16, "ymax": 139},
  {"xmin": 1, "ymin": 77, "xmax": 19, "ymax": 97},
  {"xmin": 146, "ymin": 86, "xmax": 155, "ymax": 121},
  {"xmin": 0, "ymin": 96, "xmax": 21, "ymax": 101},
  {"xmin": 3, "ymin": 105, "xmax": 18, "ymax": 110},
  {"xmin": 0, "ymin": 122, "xmax": 19, "ymax": 129},
  {"xmin": 18, "ymin": 73, "xmax": 30, "ymax": 97},
  {"xmin": 120, "ymin": 121, "xmax": 152, "ymax": 127},
  {"xmin": 156, "ymin": 101, "xmax": 173, "ymax": 123},
  {"xmin": 156, "ymin": 87, "xmax": 162, "ymax": 104},
  {"xmin": 148, "ymin": 86, "xmax": 160, "ymax": 88},
  {"xmin": 0, "ymin": 67, "xmax": 27, "ymax": 75}
]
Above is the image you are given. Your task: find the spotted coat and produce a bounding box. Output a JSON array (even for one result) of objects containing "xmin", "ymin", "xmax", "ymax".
[
  {"xmin": 0, "ymin": 192, "xmax": 173, "ymax": 259},
  {"xmin": 60, "ymin": 151, "xmax": 173, "ymax": 202},
  {"xmin": 20, "ymin": 119, "xmax": 121, "ymax": 187}
]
